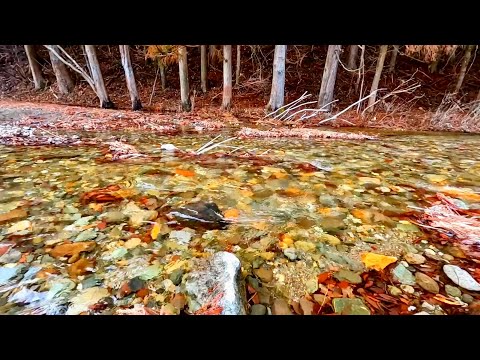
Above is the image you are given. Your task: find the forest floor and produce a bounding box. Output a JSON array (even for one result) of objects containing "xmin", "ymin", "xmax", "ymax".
[{"xmin": 1, "ymin": 45, "xmax": 480, "ymax": 134}]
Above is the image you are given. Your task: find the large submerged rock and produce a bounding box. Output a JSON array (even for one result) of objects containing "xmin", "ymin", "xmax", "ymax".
[
  {"xmin": 167, "ymin": 201, "xmax": 229, "ymax": 230},
  {"xmin": 184, "ymin": 251, "xmax": 246, "ymax": 315}
]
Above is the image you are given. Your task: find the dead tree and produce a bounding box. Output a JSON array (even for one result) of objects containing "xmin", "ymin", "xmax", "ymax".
[
  {"xmin": 47, "ymin": 45, "xmax": 74, "ymax": 94},
  {"xmin": 366, "ymin": 45, "xmax": 388, "ymax": 112},
  {"xmin": 455, "ymin": 45, "xmax": 476, "ymax": 93},
  {"xmin": 235, "ymin": 45, "xmax": 241, "ymax": 86},
  {"xmin": 119, "ymin": 45, "xmax": 142, "ymax": 110},
  {"xmin": 388, "ymin": 45, "xmax": 399, "ymax": 73},
  {"xmin": 201, "ymin": 45, "xmax": 207, "ymax": 93},
  {"xmin": 178, "ymin": 45, "xmax": 191, "ymax": 111},
  {"xmin": 347, "ymin": 45, "xmax": 358, "ymax": 70},
  {"xmin": 24, "ymin": 45, "xmax": 46, "ymax": 90},
  {"xmin": 84, "ymin": 45, "xmax": 114, "ymax": 109},
  {"xmin": 266, "ymin": 45, "xmax": 287, "ymax": 111},
  {"xmin": 222, "ymin": 45, "xmax": 232, "ymax": 110},
  {"xmin": 318, "ymin": 45, "xmax": 342, "ymax": 112}
]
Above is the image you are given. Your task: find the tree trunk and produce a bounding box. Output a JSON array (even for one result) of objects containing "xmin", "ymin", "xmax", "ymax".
[
  {"xmin": 366, "ymin": 45, "xmax": 388, "ymax": 112},
  {"xmin": 47, "ymin": 45, "xmax": 74, "ymax": 95},
  {"xmin": 24, "ymin": 45, "xmax": 46, "ymax": 90},
  {"xmin": 347, "ymin": 45, "xmax": 358, "ymax": 70},
  {"xmin": 159, "ymin": 63, "xmax": 166, "ymax": 90},
  {"xmin": 318, "ymin": 45, "xmax": 342, "ymax": 111},
  {"xmin": 266, "ymin": 45, "xmax": 287, "ymax": 111},
  {"xmin": 477, "ymin": 89, "xmax": 480, "ymax": 101},
  {"xmin": 388, "ymin": 45, "xmax": 399, "ymax": 73},
  {"xmin": 201, "ymin": 45, "xmax": 207, "ymax": 93},
  {"xmin": 235, "ymin": 45, "xmax": 241, "ymax": 86},
  {"xmin": 455, "ymin": 45, "xmax": 476, "ymax": 93},
  {"xmin": 222, "ymin": 45, "xmax": 233, "ymax": 111},
  {"xmin": 119, "ymin": 45, "xmax": 142, "ymax": 110},
  {"xmin": 84, "ymin": 45, "xmax": 114, "ymax": 109},
  {"xmin": 178, "ymin": 46, "xmax": 191, "ymax": 112}
]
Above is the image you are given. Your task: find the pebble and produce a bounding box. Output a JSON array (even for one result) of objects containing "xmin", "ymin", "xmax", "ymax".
[
  {"xmin": 415, "ymin": 272, "xmax": 439, "ymax": 293},
  {"xmin": 392, "ymin": 264, "xmax": 416, "ymax": 285},
  {"xmin": 442, "ymin": 254, "xmax": 454, "ymax": 261},
  {"xmin": 334, "ymin": 269, "xmax": 362, "ymax": 284},
  {"xmin": 254, "ymin": 267, "xmax": 273, "ymax": 283},
  {"xmin": 283, "ymin": 248, "xmax": 297, "ymax": 261},
  {"xmin": 102, "ymin": 211, "xmax": 126, "ymax": 223},
  {"xmin": 388, "ymin": 285, "xmax": 402, "ymax": 297},
  {"xmin": 169, "ymin": 269, "xmax": 184, "ymax": 286},
  {"xmin": 445, "ymin": 285, "xmax": 462, "ymax": 298},
  {"xmin": 421, "ymin": 301, "xmax": 435, "ymax": 311},
  {"xmin": 272, "ymin": 299, "xmax": 292, "ymax": 315},
  {"xmin": 468, "ymin": 301, "xmax": 480, "ymax": 315},
  {"xmin": 424, "ymin": 249, "xmax": 442, "ymax": 261},
  {"xmin": 250, "ymin": 304, "xmax": 267, "ymax": 315},
  {"xmin": 462, "ymin": 294, "xmax": 474, "ymax": 304},
  {"xmin": 443, "ymin": 265, "xmax": 480, "ymax": 291},
  {"xmin": 404, "ymin": 253, "xmax": 426, "ymax": 265},
  {"xmin": 0, "ymin": 249, "xmax": 22, "ymax": 264},
  {"xmin": 400, "ymin": 285, "xmax": 415, "ymax": 294}
]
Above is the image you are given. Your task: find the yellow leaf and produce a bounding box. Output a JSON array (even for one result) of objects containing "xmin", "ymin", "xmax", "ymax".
[
  {"xmin": 259, "ymin": 252, "xmax": 275, "ymax": 260},
  {"xmin": 361, "ymin": 252, "xmax": 397, "ymax": 271},
  {"xmin": 224, "ymin": 208, "xmax": 240, "ymax": 219},
  {"xmin": 151, "ymin": 223, "xmax": 161, "ymax": 240}
]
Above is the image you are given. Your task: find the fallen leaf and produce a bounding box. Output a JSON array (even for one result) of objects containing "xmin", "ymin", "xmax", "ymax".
[
  {"xmin": 175, "ymin": 169, "xmax": 196, "ymax": 177},
  {"xmin": 224, "ymin": 208, "xmax": 240, "ymax": 219},
  {"xmin": 49, "ymin": 242, "xmax": 96, "ymax": 259},
  {"xmin": 97, "ymin": 220, "xmax": 107, "ymax": 230},
  {"xmin": 361, "ymin": 252, "xmax": 397, "ymax": 271},
  {"xmin": 6, "ymin": 220, "xmax": 32, "ymax": 234},
  {"xmin": 317, "ymin": 272, "xmax": 331, "ymax": 284},
  {"xmin": 124, "ymin": 238, "xmax": 142, "ymax": 249},
  {"xmin": 68, "ymin": 258, "xmax": 95, "ymax": 278},
  {"xmin": 150, "ymin": 222, "xmax": 161, "ymax": 240},
  {"xmin": 0, "ymin": 208, "xmax": 28, "ymax": 224},
  {"xmin": 433, "ymin": 294, "xmax": 464, "ymax": 306}
]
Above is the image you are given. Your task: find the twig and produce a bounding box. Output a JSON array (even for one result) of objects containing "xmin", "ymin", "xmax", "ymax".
[{"xmin": 149, "ymin": 66, "xmax": 159, "ymax": 106}]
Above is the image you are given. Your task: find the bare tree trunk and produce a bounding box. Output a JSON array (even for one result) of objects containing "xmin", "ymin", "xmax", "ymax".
[
  {"xmin": 178, "ymin": 45, "xmax": 191, "ymax": 112},
  {"xmin": 235, "ymin": 45, "xmax": 241, "ymax": 86},
  {"xmin": 84, "ymin": 45, "xmax": 114, "ymax": 109},
  {"xmin": 347, "ymin": 45, "xmax": 358, "ymax": 70},
  {"xmin": 159, "ymin": 63, "xmax": 166, "ymax": 90},
  {"xmin": 201, "ymin": 45, "xmax": 207, "ymax": 93},
  {"xmin": 318, "ymin": 45, "xmax": 342, "ymax": 111},
  {"xmin": 222, "ymin": 45, "xmax": 232, "ymax": 111},
  {"xmin": 388, "ymin": 45, "xmax": 399, "ymax": 73},
  {"xmin": 455, "ymin": 45, "xmax": 476, "ymax": 93},
  {"xmin": 24, "ymin": 45, "xmax": 46, "ymax": 90},
  {"xmin": 119, "ymin": 45, "xmax": 142, "ymax": 110},
  {"xmin": 477, "ymin": 89, "xmax": 480, "ymax": 101},
  {"xmin": 366, "ymin": 45, "xmax": 388, "ymax": 112},
  {"xmin": 266, "ymin": 45, "xmax": 287, "ymax": 111},
  {"xmin": 47, "ymin": 45, "xmax": 74, "ymax": 95}
]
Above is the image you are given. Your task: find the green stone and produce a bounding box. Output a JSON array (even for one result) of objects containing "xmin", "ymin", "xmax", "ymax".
[{"xmin": 333, "ymin": 298, "xmax": 371, "ymax": 315}]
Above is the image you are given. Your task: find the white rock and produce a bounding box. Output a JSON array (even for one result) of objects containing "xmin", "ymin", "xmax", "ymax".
[
  {"xmin": 169, "ymin": 229, "xmax": 195, "ymax": 245},
  {"xmin": 422, "ymin": 301, "xmax": 435, "ymax": 311},
  {"xmin": 443, "ymin": 265, "xmax": 480, "ymax": 291},
  {"xmin": 185, "ymin": 251, "xmax": 246, "ymax": 315},
  {"xmin": 424, "ymin": 249, "xmax": 436, "ymax": 256},
  {"xmin": 160, "ymin": 144, "xmax": 178, "ymax": 151}
]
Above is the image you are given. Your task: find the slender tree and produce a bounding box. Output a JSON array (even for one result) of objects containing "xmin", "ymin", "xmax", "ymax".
[
  {"xmin": 201, "ymin": 45, "xmax": 207, "ymax": 93},
  {"xmin": 347, "ymin": 45, "xmax": 358, "ymax": 70},
  {"xmin": 178, "ymin": 45, "xmax": 191, "ymax": 111},
  {"xmin": 222, "ymin": 45, "xmax": 233, "ymax": 110},
  {"xmin": 388, "ymin": 45, "xmax": 399, "ymax": 73},
  {"xmin": 119, "ymin": 45, "xmax": 142, "ymax": 110},
  {"xmin": 24, "ymin": 45, "xmax": 46, "ymax": 90},
  {"xmin": 318, "ymin": 45, "xmax": 342, "ymax": 111},
  {"xmin": 455, "ymin": 45, "xmax": 476, "ymax": 93},
  {"xmin": 84, "ymin": 45, "xmax": 114, "ymax": 109},
  {"xmin": 366, "ymin": 45, "xmax": 388, "ymax": 112},
  {"xmin": 235, "ymin": 45, "xmax": 241, "ymax": 86},
  {"xmin": 266, "ymin": 45, "xmax": 287, "ymax": 111},
  {"xmin": 47, "ymin": 45, "xmax": 74, "ymax": 95}
]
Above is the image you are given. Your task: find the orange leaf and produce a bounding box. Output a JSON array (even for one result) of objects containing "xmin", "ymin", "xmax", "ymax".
[
  {"xmin": 224, "ymin": 208, "xmax": 240, "ymax": 219},
  {"xmin": 175, "ymin": 169, "xmax": 196, "ymax": 177},
  {"xmin": 317, "ymin": 272, "xmax": 331, "ymax": 284},
  {"xmin": 97, "ymin": 220, "xmax": 107, "ymax": 230},
  {"xmin": 337, "ymin": 281, "xmax": 350, "ymax": 289},
  {"xmin": 361, "ymin": 252, "xmax": 398, "ymax": 271},
  {"xmin": 18, "ymin": 253, "xmax": 28, "ymax": 263},
  {"xmin": 433, "ymin": 294, "xmax": 464, "ymax": 306}
]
